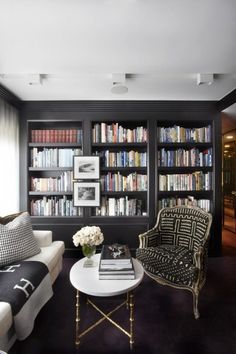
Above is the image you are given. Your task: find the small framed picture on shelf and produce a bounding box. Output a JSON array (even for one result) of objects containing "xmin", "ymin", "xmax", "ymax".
[
  {"xmin": 73, "ymin": 182, "xmax": 100, "ymax": 207},
  {"xmin": 73, "ymin": 156, "xmax": 100, "ymax": 180}
]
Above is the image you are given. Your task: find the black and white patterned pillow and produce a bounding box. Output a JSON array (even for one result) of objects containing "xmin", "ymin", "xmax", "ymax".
[{"xmin": 0, "ymin": 212, "xmax": 41, "ymax": 267}]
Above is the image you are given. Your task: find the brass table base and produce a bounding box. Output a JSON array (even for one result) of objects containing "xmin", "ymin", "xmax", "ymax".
[{"xmin": 75, "ymin": 290, "xmax": 135, "ymax": 349}]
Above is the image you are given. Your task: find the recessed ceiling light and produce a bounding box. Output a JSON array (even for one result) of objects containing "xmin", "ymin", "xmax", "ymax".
[
  {"xmin": 226, "ymin": 135, "xmax": 234, "ymax": 139},
  {"xmin": 197, "ymin": 73, "xmax": 214, "ymax": 85},
  {"xmin": 111, "ymin": 73, "xmax": 128, "ymax": 94},
  {"xmin": 224, "ymin": 144, "xmax": 230, "ymax": 148}
]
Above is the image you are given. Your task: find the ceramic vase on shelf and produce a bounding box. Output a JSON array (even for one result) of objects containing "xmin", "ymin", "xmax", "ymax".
[{"xmin": 82, "ymin": 244, "xmax": 96, "ymax": 267}]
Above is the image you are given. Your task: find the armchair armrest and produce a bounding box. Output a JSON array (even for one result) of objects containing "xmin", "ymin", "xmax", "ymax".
[
  {"xmin": 193, "ymin": 246, "xmax": 204, "ymax": 269},
  {"xmin": 138, "ymin": 228, "xmax": 160, "ymax": 248},
  {"xmin": 33, "ymin": 230, "xmax": 52, "ymax": 247}
]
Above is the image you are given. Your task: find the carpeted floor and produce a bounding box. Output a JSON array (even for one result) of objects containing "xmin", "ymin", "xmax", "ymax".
[{"xmin": 8, "ymin": 251, "xmax": 236, "ymax": 354}]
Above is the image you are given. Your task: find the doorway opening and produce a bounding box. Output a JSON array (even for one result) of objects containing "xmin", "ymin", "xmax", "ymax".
[{"xmin": 222, "ymin": 105, "xmax": 236, "ymax": 256}]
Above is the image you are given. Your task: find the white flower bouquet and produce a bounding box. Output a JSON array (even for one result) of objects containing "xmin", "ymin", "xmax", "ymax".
[{"xmin": 72, "ymin": 226, "xmax": 104, "ymax": 247}]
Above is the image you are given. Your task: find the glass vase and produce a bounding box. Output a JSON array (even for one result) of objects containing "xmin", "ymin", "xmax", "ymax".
[{"xmin": 82, "ymin": 244, "xmax": 96, "ymax": 267}]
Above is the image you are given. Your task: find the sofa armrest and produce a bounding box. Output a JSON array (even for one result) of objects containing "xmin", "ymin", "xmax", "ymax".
[{"xmin": 33, "ymin": 230, "xmax": 52, "ymax": 247}]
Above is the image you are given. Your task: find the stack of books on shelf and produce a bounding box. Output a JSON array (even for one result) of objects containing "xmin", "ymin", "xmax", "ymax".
[{"xmin": 99, "ymin": 244, "xmax": 135, "ymax": 280}]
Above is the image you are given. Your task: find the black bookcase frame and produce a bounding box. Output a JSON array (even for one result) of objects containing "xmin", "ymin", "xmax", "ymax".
[{"xmin": 19, "ymin": 101, "xmax": 221, "ymax": 256}]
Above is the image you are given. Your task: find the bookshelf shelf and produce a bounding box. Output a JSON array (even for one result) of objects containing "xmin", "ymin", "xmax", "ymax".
[
  {"xmin": 101, "ymin": 191, "xmax": 147, "ymax": 195},
  {"xmin": 100, "ymin": 166, "xmax": 147, "ymax": 172},
  {"xmin": 29, "ymin": 143, "xmax": 82, "ymax": 148},
  {"xmin": 92, "ymin": 142, "xmax": 147, "ymax": 148},
  {"xmin": 158, "ymin": 142, "xmax": 212, "ymax": 149},
  {"xmin": 29, "ymin": 167, "xmax": 73, "ymax": 171},
  {"xmin": 29, "ymin": 191, "xmax": 73, "ymax": 196},
  {"xmin": 30, "ymin": 215, "xmax": 82, "ymax": 219},
  {"xmin": 158, "ymin": 166, "xmax": 213, "ymax": 172},
  {"xmin": 158, "ymin": 190, "xmax": 213, "ymax": 197}
]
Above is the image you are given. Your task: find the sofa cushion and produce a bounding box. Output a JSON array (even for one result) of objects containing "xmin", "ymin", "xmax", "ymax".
[
  {"xmin": 136, "ymin": 245, "xmax": 198, "ymax": 287},
  {"xmin": 0, "ymin": 212, "xmax": 41, "ymax": 267}
]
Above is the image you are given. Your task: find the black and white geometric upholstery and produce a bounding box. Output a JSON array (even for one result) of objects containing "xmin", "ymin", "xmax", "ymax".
[{"xmin": 136, "ymin": 206, "xmax": 212, "ymax": 319}]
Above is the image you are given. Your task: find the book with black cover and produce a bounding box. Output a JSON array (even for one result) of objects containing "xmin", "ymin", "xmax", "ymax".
[{"xmin": 100, "ymin": 244, "xmax": 132, "ymax": 265}]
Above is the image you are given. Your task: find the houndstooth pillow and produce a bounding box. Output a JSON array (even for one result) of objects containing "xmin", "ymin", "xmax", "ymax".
[{"xmin": 0, "ymin": 212, "xmax": 41, "ymax": 267}]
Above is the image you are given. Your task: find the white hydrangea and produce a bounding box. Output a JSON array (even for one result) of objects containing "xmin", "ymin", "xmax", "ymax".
[{"xmin": 72, "ymin": 226, "xmax": 104, "ymax": 247}]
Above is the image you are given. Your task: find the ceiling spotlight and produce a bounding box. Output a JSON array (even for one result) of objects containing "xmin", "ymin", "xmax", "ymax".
[
  {"xmin": 111, "ymin": 73, "xmax": 128, "ymax": 94},
  {"xmin": 27, "ymin": 74, "xmax": 42, "ymax": 85},
  {"xmin": 197, "ymin": 73, "xmax": 214, "ymax": 85}
]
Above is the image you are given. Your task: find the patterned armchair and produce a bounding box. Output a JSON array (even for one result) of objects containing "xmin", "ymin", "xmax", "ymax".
[{"xmin": 136, "ymin": 206, "xmax": 212, "ymax": 319}]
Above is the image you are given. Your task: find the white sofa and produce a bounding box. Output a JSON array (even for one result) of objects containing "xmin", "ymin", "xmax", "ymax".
[{"xmin": 0, "ymin": 230, "xmax": 65, "ymax": 352}]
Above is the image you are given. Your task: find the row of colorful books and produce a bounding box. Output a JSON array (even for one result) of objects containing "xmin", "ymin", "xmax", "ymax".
[
  {"xmin": 30, "ymin": 147, "xmax": 83, "ymax": 168},
  {"xmin": 100, "ymin": 172, "xmax": 147, "ymax": 192},
  {"xmin": 92, "ymin": 123, "xmax": 147, "ymax": 143},
  {"xmin": 31, "ymin": 129, "xmax": 83, "ymax": 143},
  {"xmin": 94, "ymin": 150, "xmax": 147, "ymax": 167},
  {"xmin": 30, "ymin": 196, "xmax": 82, "ymax": 216},
  {"xmin": 30, "ymin": 171, "xmax": 74, "ymax": 192},
  {"xmin": 95, "ymin": 196, "xmax": 144, "ymax": 216},
  {"xmin": 159, "ymin": 172, "xmax": 212, "ymax": 191},
  {"xmin": 158, "ymin": 148, "xmax": 213, "ymax": 167},
  {"xmin": 99, "ymin": 244, "xmax": 135, "ymax": 280},
  {"xmin": 158, "ymin": 197, "xmax": 211, "ymax": 212},
  {"xmin": 158, "ymin": 125, "xmax": 212, "ymax": 143}
]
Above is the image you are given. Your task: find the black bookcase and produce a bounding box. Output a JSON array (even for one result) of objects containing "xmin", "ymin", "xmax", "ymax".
[
  {"xmin": 19, "ymin": 101, "xmax": 221, "ymax": 256},
  {"xmin": 156, "ymin": 119, "xmax": 213, "ymax": 212}
]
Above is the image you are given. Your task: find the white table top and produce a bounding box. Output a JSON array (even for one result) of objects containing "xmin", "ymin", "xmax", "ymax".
[{"xmin": 69, "ymin": 253, "xmax": 144, "ymax": 297}]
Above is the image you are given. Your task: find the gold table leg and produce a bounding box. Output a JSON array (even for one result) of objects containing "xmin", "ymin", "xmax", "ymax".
[
  {"xmin": 74, "ymin": 290, "xmax": 135, "ymax": 349},
  {"xmin": 126, "ymin": 292, "xmax": 130, "ymax": 309},
  {"xmin": 129, "ymin": 291, "xmax": 134, "ymax": 349},
  {"xmin": 75, "ymin": 290, "xmax": 80, "ymax": 346}
]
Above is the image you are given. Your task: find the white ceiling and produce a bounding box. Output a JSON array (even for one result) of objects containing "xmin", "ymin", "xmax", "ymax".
[{"xmin": 0, "ymin": 0, "xmax": 236, "ymax": 101}]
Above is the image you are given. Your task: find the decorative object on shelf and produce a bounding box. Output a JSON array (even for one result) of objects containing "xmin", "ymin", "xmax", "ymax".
[
  {"xmin": 73, "ymin": 155, "xmax": 100, "ymax": 180},
  {"xmin": 72, "ymin": 226, "xmax": 104, "ymax": 267},
  {"xmin": 73, "ymin": 182, "xmax": 100, "ymax": 207}
]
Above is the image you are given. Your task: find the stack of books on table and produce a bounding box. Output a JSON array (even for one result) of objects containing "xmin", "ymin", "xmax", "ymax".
[{"xmin": 99, "ymin": 244, "xmax": 135, "ymax": 280}]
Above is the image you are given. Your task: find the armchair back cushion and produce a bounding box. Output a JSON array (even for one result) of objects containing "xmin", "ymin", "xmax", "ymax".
[{"xmin": 156, "ymin": 206, "xmax": 212, "ymax": 252}]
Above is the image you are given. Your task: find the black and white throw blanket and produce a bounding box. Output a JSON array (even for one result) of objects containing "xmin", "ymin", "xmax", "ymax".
[{"xmin": 0, "ymin": 261, "xmax": 53, "ymax": 340}]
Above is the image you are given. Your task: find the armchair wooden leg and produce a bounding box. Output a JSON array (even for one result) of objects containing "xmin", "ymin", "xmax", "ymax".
[{"xmin": 193, "ymin": 290, "xmax": 200, "ymax": 320}]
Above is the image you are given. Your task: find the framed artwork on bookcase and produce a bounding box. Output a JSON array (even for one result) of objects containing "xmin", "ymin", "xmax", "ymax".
[
  {"xmin": 73, "ymin": 156, "xmax": 100, "ymax": 180},
  {"xmin": 73, "ymin": 182, "xmax": 100, "ymax": 207}
]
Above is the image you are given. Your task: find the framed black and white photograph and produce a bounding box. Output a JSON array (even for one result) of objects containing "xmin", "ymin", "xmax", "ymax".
[
  {"xmin": 73, "ymin": 182, "xmax": 100, "ymax": 207},
  {"xmin": 73, "ymin": 156, "xmax": 100, "ymax": 180}
]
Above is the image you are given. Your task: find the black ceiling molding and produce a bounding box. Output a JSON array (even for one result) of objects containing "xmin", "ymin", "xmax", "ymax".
[
  {"xmin": 0, "ymin": 79, "xmax": 234, "ymax": 112},
  {"xmin": 20, "ymin": 100, "xmax": 218, "ymax": 113},
  {"xmin": 217, "ymin": 89, "xmax": 236, "ymax": 112},
  {"xmin": 0, "ymin": 83, "xmax": 22, "ymax": 109}
]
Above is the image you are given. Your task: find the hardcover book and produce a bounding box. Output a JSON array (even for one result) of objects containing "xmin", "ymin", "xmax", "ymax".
[
  {"xmin": 99, "ymin": 273, "xmax": 135, "ymax": 280},
  {"xmin": 100, "ymin": 244, "xmax": 132, "ymax": 264}
]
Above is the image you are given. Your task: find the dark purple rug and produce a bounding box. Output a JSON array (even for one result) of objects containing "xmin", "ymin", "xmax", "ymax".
[{"xmin": 9, "ymin": 256, "xmax": 236, "ymax": 354}]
